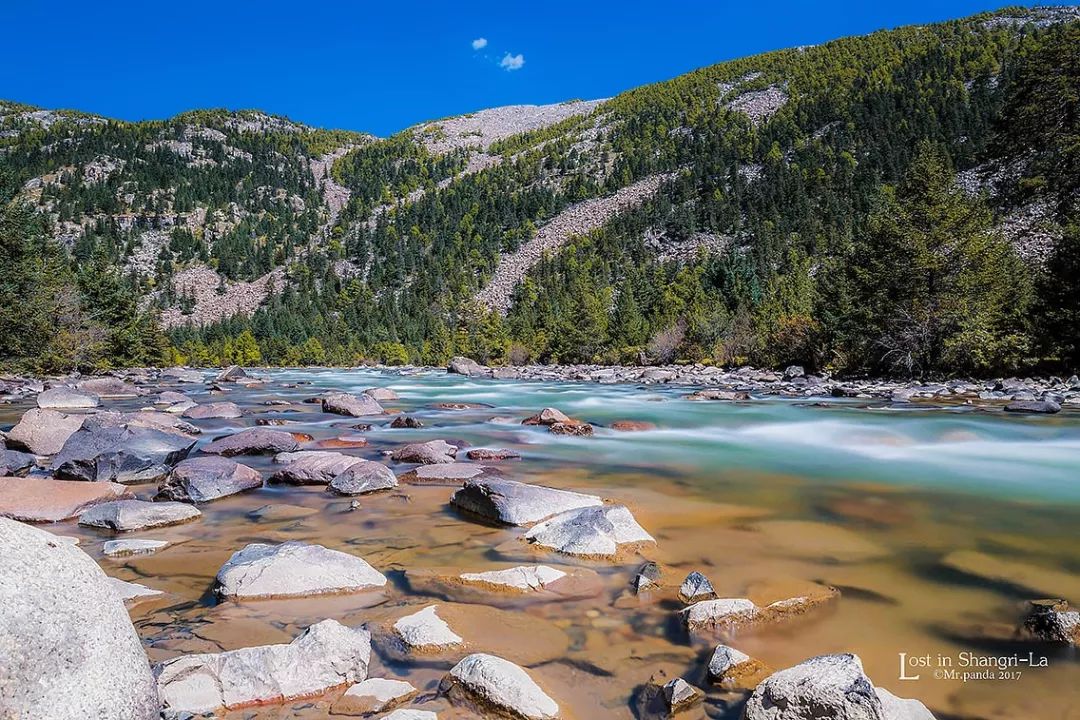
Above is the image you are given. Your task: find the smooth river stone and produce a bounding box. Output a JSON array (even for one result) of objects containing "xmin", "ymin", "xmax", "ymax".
[
  {"xmin": 270, "ymin": 450, "xmax": 364, "ymax": 485},
  {"xmin": 215, "ymin": 541, "xmax": 387, "ymax": 599},
  {"xmin": 523, "ymin": 504, "xmax": 654, "ymax": 558},
  {"xmin": 37, "ymin": 386, "xmax": 99, "ymax": 409},
  {"xmin": 156, "ymin": 456, "xmax": 262, "ymax": 503},
  {"xmin": 460, "ymin": 565, "xmax": 567, "ymax": 591},
  {"xmin": 398, "ymin": 462, "xmax": 491, "ymax": 484},
  {"xmin": 330, "ymin": 677, "xmax": 417, "ymax": 716},
  {"xmin": 443, "ymin": 653, "xmax": 559, "ymax": 720},
  {"xmin": 155, "ymin": 620, "xmax": 371, "ymax": 716},
  {"xmin": 328, "ymin": 460, "xmax": 398, "ymax": 495},
  {"xmin": 391, "ymin": 439, "xmax": 458, "ymax": 464},
  {"xmin": 450, "ymin": 477, "xmax": 602, "ymax": 526},
  {"xmin": 404, "ymin": 565, "xmax": 604, "ymax": 606},
  {"xmin": 6, "ymin": 408, "xmax": 86, "ymax": 455},
  {"xmin": 103, "ymin": 538, "xmax": 170, "ymax": 557},
  {"xmin": 182, "ymin": 401, "xmax": 243, "ymax": 419},
  {"xmin": 0, "ymin": 477, "xmax": 132, "ymax": 522},
  {"xmin": 322, "ymin": 392, "xmax": 385, "ymax": 417},
  {"xmin": 0, "ymin": 518, "xmax": 159, "ymax": 720},
  {"xmin": 78, "ymin": 499, "xmax": 201, "ymax": 532},
  {"xmin": 201, "ymin": 427, "xmax": 300, "ymax": 456}
]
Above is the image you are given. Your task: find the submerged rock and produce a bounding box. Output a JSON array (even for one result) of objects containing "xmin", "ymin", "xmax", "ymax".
[
  {"xmin": 523, "ymin": 504, "xmax": 654, "ymax": 558},
  {"xmin": 6, "ymin": 407, "xmax": 86, "ymax": 455},
  {"xmin": 0, "ymin": 477, "xmax": 132, "ymax": 522},
  {"xmin": 391, "ymin": 439, "xmax": 458, "ymax": 464},
  {"xmin": 451, "ymin": 477, "xmax": 602, "ymax": 526},
  {"xmin": 330, "ymin": 677, "xmax": 417, "ymax": 716},
  {"xmin": 157, "ymin": 456, "xmax": 262, "ymax": 502},
  {"xmin": 466, "ymin": 447, "xmax": 521, "ymax": 461},
  {"xmin": 0, "ymin": 518, "xmax": 159, "ymax": 720},
  {"xmin": 182, "ymin": 401, "xmax": 244, "ymax": 419},
  {"xmin": 442, "ymin": 653, "xmax": 558, "ymax": 720},
  {"xmin": 270, "ymin": 450, "xmax": 365, "ymax": 485},
  {"xmin": 941, "ymin": 550, "xmax": 1080, "ymax": 599},
  {"xmin": 322, "ymin": 392, "xmax": 385, "ymax": 417},
  {"xmin": 155, "ymin": 619, "xmax": 371, "ymax": 716},
  {"xmin": 103, "ymin": 538, "xmax": 170, "ymax": 557},
  {"xmin": 246, "ymin": 503, "xmax": 318, "ymax": 522},
  {"xmin": 610, "ymin": 420, "xmax": 656, "ymax": 432},
  {"xmin": 78, "ymin": 499, "xmax": 201, "ymax": 532},
  {"xmin": 405, "ymin": 565, "xmax": 603, "ymax": 605},
  {"xmin": 215, "ymin": 541, "xmax": 387, "ymax": 599},
  {"xmin": 51, "ymin": 416, "xmax": 197, "ymax": 484},
  {"xmin": 328, "ymin": 460, "xmax": 398, "ymax": 495},
  {"xmin": 201, "ymin": 427, "xmax": 300, "ymax": 456},
  {"xmin": 743, "ymin": 653, "xmax": 935, "ymax": 720},
  {"xmin": 37, "ymin": 386, "xmax": 99, "ymax": 409},
  {"xmin": 390, "ymin": 415, "xmax": 424, "ymax": 428}
]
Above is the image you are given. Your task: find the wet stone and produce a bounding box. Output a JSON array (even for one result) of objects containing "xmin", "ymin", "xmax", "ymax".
[
  {"xmin": 78, "ymin": 499, "xmax": 201, "ymax": 532},
  {"xmin": 201, "ymin": 427, "xmax": 300, "ymax": 456},
  {"xmin": 156, "ymin": 456, "xmax": 262, "ymax": 503},
  {"xmin": 442, "ymin": 653, "xmax": 558, "ymax": 720},
  {"xmin": 523, "ymin": 504, "xmax": 655, "ymax": 558},
  {"xmin": 215, "ymin": 541, "xmax": 387, "ymax": 599},
  {"xmin": 678, "ymin": 571, "xmax": 717, "ymax": 604},
  {"xmin": 328, "ymin": 460, "xmax": 398, "ymax": 495},
  {"xmin": 391, "ymin": 439, "xmax": 458, "ymax": 464},
  {"xmin": 451, "ymin": 477, "xmax": 602, "ymax": 526}
]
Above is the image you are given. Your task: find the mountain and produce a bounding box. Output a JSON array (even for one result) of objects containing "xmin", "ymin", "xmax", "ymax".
[{"xmin": 2, "ymin": 5, "xmax": 1079, "ymax": 375}]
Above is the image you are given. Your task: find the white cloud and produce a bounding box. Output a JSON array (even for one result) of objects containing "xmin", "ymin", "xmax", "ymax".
[
  {"xmin": 471, "ymin": 37, "xmax": 488, "ymax": 50},
  {"xmin": 500, "ymin": 52, "xmax": 525, "ymax": 71}
]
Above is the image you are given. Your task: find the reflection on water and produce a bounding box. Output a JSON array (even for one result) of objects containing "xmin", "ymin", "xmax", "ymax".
[{"xmin": 7, "ymin": 368, "xmax": 1080, "ymax": 718}]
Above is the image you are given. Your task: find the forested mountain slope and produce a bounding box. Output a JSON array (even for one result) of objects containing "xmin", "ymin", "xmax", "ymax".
[{"xmin": 1, "ymin": 5, "xmax": 1079, "ymax": 375}]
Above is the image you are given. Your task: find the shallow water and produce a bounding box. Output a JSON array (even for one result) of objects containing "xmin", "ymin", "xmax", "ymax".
[{"xmin": 9, "ymin": 368, "xmax": 1080, "ymax": 718}]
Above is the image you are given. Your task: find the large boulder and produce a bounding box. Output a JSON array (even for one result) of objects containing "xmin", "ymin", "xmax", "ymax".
[
  {"xmin": 160, "ymin": 367, "xmax": 203, "ymax": 384},
  {"xmin": 76, "ymin": 377, "xmax": 143, "ymax": 397},
  {"xmin": 390, "ymin": 439, "xmax": 458, "ymax": 464},
  {"xmin": 322, "ymin": 392, "xmax": 385, "ymax": 417},
  {"xmin": 743, "ymin": 653, "xmax": 935, "ymax": 720},
  {"xmin": 201, "ymin": 427, "xmax": 300, "ymax": 456},
  {"xmin": 215, "ymin": 541, "xmax": 387, "ymax": 599},
  {"xmin": 37, "ymin": 386, "xmax": 99, "ymax": 409},
  {"xmin": 447, "ymin": 357, "xmax": 490, "ymax": 377},
  {"xmin": 451, "ymin": 477, "xmax": 602, "ymax": 526},
  {"xmin": 328, "ymin": 460, "xmax": 398, "ymax": 495},
  {"xmin": 6, "ymin": 408, "xmax": 86, "ymax": 455},
  {"xmin": 270, "ymin": 450, "xmax": 365, "ymax": 485},
  {"xmin": 523, "ymin": 504, "xmax": 654, "ymax": 558},
  {"xmin": 0, "ymin": 518, "xmax": 160, "ymax": 719},
  {"xmin": 0, "ymin": 448, "xmax": 35, "ymax": 476},
  {"xmin": 155, "ymin": 619, "xmax": 370, "ymax": 717},
  {"xmin": 50, "ymin": 415, "xmax": 196, "ymax": 484},
  {"xmin": 182, "ymin": 401, "xmax": 244, "ymax": 419},
  {"xmin": 78, "ymin": 499, "xmax": 201, "ymax": 532},
  {"xmin": 398, "ymin": 463, "xmax": 491, "ymax": 484},
  {"xmin": 156, "ymin": 456, "xmax": 262, "ymax": 503},
  {"xmin": 213, "ymin": 365, "xmax": 251, "ymax": 383},
  {"xmin": 1004, "ymin": 399, "xmax": 1061, "ymax": 414},
  {"xmin": 0, "ymin": 477, "xmax": 133, "ymax": 522},
  {"xmin": 442, "ymin": 653, "xmax": 558, "ymax": 720},
  {"xmin": 364, "ymin": 387, "xmax": 400, "ymax": 402}
]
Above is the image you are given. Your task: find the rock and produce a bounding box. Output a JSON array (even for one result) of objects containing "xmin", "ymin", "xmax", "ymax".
[
  {"xmin": 447, "ymin": 357, "xmax": 489, "ymax": 377},
  {"xmin": 0, "ymin": 477, "xmax": 133, "ymax": 522},
  {"xmin": 784, "ymin": 365, "xmax": 806, "ymax": 380},
  {"xmin": 633, "ymin": 561, "xmax": 663, "ymax": 593},
  {"xmin": 466, "ymin": 447, "xmax": 521, "ymax": 460},
  {"xmin": 330, "ymin": 678, "xmax": 417, "ymax": 716},
  {"xmin": 521, "ymin": 408, "xmax": 571, "ymax": 426},
  {"xmin": 707, "ymin": 644, "xmax": 771, "ymax": 690},
  {"xmin": 0, "ymin": 448, "xmax": 35, "ymax": 476},
  {"xmin": 391, "ymin": 439, "xmax": 458, "ymax": 464},
  {"xmin": 323, "ymin": 392, "xmax": 385, "ymax": 417},
  {"xmin": 1021, "ymin": 599, "xmax": 1080, "ymax": 644},
  {"xmin": 390, "ymin": 415, "xmax": 424, "ymax": 428},
  {"xmin": 1004, "ymin": 399, "xmax": 1061, "ymax": 414},
  {"xmin": 393, "ymin": 605, "xmax": 464, "ymax": 652},
  {"xmin": 686, "ymin": 389, "xmax": 750, "ymax": 401},
  {"xmin": 103, "ymin": 538, "xmax": 170, "ymax": 557},
  {"xmin": 743, "ymin": 653, "xmax": 935, "ymax": 720},
  {"xmin": 663, "ymin": 677, "xmax": 703, "ymax": 713},
  {"xmin": 610, "ymin": 420, "xmax": 656, "ymax": 432},
  {"xmin": 524, "ymin": 504, "xmax": 654, "ymax": 558},
  {"xmin": 364, "ymin": 387, "xmax": 400, "ymax": 401},
  {"xmin": 548, "ymin": 421, "xmax": 594, "ymax": 436},
  {"xmin": 76, "ymin": 377, "xmax": 142, "ymax": 397},
  {"xmin": 451, "ymin": 477, "xmax": 602, "ymax": 525},
  {"xmin": 247, "ymin": 503, "xmax": 318, "ymax": 522},
  {"xmin": 155, "ymin": 619, "xmax": 371, "ymax": 716},
  {"xmin": 381, "ymin": 711, "xmax": 437, "ymax": 720},
  {"xmin": 679, "ymin": 571, "xmax": 717, "ymax": 603},
  {"xmin": 0, "ymin": 518, "xmax": 159, "ymax": 720},
  {"xmin": 682, "ymin": 583, "xmax": 840, "ymax": 636},
  {"xmin": 329, "ymin": 460, "xmax": 398, "ymax": 495},
  {"xmin": 213, "ymin": 365, "xmax": 251, "ymax": 383},
  {"xmin": 215, "ymin": 541, "xmax": 387, "ymax": 599},
  {"xmin": 202, "ymin": 427, "xmax": 300, "ymax": 456},
  {"xmin": 160, "ymin": 367, "xmax": 203, "ymax": 383},
  {"xmin": 37, "ymin": 386, "xmax": 100, "ymax": 409},
  {"xmin": 156, "ymin": 456, "xmax": 262, "ymax": 502},
  {"xmin": 680, "ymin": 598, "xmax": 759, "ymax": 634},
  {"xmin": 109, "ymin": 577, "xmax": 164, "ymax": 604},
  {"xmin": 398, "ymin": 463, "xmax": 492, "ymax": 484},
  {"xmin": 271, "ymin": 450, "xmax": 365, "ymax": 485},
  {"xmin": 432, "ymin": 401, "xmax": 494, "ymax": 410},
  {"xmin": 405, "ymin": 565, "xmax": 603, "ymax": 606},
  {"xmin": 459, "ymin": 565, "xmax": 567, "ymax": 592},
  {"xmin": 51, "ymin": 416, "xmax": 197, "ymax": 484},
  {"xmin": 78, "ymin": 499, "xmax": 201, "ymax": 532},
  {"xmin": 182, "ymin": 401, "xmax": 244, "ymax": 419},
  {"xmin": 442, "ymin": 653, "xmax": 558, "ymax": 720},
  {"xmin": 6, "ymin": 408, "xmax": 85, "ymax": 455}
]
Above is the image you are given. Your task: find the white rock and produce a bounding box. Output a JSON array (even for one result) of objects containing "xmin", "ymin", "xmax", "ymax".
[
  {"xmin": 155, "ymin": 619, "xmax": 371, "ymax": 716},
  {"xmin": 108, "ymin": 577, "xmax": 163, "ymax": 603},
  {"xmin": 215, "ymin": 541, "xmax": 387, "ymax": 599},
  {"xmin": 333, "ymin": 677, "xmax": 417, "ymax": 714},
  {"xmin": 459, "ymin": 565, "xmax": 567, "ymax": 592},
  {"xmin": 681, "ymin": 598, "xmax": 759, "ymax": 632},
  {"xmin": 381, "ymin": 710, "xmax": 438, "ymax": 720},
  {"xmin": 708, "ymin": 644, "xmax": 752, "ymax": 679},
  {"xmin": 444, "ymin": 653, "xmax": 558, "ymax": 720},
  {"xmin": 103, "ymin": 538, "xmax": 170, "ymax": 557},
  {"xmin": 394, "ymin": 605, "xmax": 463, "ymax": 651},
  {"xmin": 523, "ymin": 504, "xmax": 654, "ymax": 557}
]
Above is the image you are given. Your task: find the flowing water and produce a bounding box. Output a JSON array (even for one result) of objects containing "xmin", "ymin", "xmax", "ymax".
[{"xmin": 8, "ymin": 368, "xmax": 1080, "ymax": 718}]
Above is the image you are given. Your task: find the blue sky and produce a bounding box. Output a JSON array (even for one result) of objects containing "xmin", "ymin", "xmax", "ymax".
[{"xmin": 2, "ymin": 1, "xmax": 1064, "ymax": 136}]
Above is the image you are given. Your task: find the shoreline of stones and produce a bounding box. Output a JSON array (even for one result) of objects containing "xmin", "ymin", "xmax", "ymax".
[{"xmin": 2, "ymin": 364, "xmax": 1077, "ymax": 719}]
